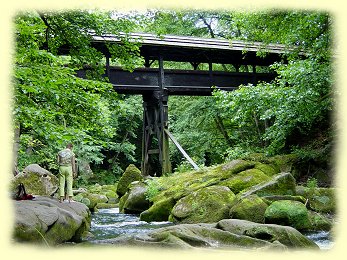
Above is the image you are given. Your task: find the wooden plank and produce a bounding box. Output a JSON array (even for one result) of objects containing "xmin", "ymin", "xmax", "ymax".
[{"xmin": 164, "ymin": 129, "xmax": 199, "ymax": 170}]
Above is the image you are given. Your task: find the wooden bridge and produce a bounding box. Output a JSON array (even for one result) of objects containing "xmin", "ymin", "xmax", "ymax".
[{"xmin": 70, "ymin": 33, "xmax": 290, "ymax": 176}]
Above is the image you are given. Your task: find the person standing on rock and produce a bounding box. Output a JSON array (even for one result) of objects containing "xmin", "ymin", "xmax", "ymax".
[{"xmin": 57, "ymin": 143, "xmax": 77, "ymax": 203}]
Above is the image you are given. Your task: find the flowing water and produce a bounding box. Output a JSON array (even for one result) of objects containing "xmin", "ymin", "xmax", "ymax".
[
  {"xmin": 86, "ymin": 207, "xmax": 334, "ymax": 250},
  {"xmin": 86, "ymin": 208, "xmax": 172, "ymax": 242}
]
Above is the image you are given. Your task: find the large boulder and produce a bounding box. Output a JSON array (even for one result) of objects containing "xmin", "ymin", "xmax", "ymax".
[
  {"xmin": 169, "ymin": 186, "xmax": 236, "ymax": 223},
  {"xmin": 140, "ymin": 197, "xmax": 176, "ymax": 222},
  {"xmin": 116, "ymin": 164, "xmax": 143, "ymax": 197},
  {"xmin": 296, "ymin": 186, "xmax": 336, "ymax": 213},
  {"xmin": 219, "ymin": 168, "xmax": 271, "ymax": 194},
  {"xmin": 120, "ymin": 181, "xmax": 150, "ymax": 214},
  {"xmin": 11, "ymin": 164, "xmax": 59, "ymax": 196},
  {"xmin": 264, "ymin": 200, "xmax": 310, "ymax": 230},
  {"xmin": 217, "ymin": 219, "xmax": 318, "ymax": 249},
  {"xmin": 13, "ymin": 196, "xmax": 91, "ymax": 245},
  {"xmin": 99, "ymin": 219, "xmax": 318, "ymax": 250},
  {"xmin": 229, "ymin": 194, "xmax": 268, "ymax": 223},
  {"xmin": 240, "ymin": 172, "xmax": 296, "ymax": 198}
]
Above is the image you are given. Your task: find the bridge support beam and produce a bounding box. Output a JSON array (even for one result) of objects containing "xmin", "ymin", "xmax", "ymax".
[
  {"xmin": 141, "ymin": 55, "xmax": 171, "ymax": 176},
  {"xmin": 141, "ymin": 91, "xmax": 171, "ymax": 176}
]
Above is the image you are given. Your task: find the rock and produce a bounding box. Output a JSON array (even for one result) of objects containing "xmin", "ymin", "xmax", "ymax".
[
  {"xmin": 261, "ymin": 195, "xmax": 307, "ymax": 205},
  {"xmin": 217, "ymin": 219, "xmax": 318, "ymax": 249},
  {"xmin": 240, "ymin": 172, "xmax": 296, "ymax": 198},
  {"xmin": 73, "ymin": 187, "xmax": 88, "ymax": 195},
  {"xmin": 296, "ymin": 186, "xmax": 336, "ymax": 213},
  {"xmin": 264, "ymin": 200, "xmax": 310, "ymax": 230},
  {"xmin": 119, "ymin": 192, "xmax": 129, "ymax": 213},
  {"xmin": 101, "ymin": 220, "xmax": 318, "ymax": 250},
  {"xmin": 140, "ymin": 198, "xmax": 176, "ymax": 222},
  {"xmin": 169, "ymin": 186, "xmax": 236, "ymax": 223},
  {"xmin": 216, "ymin": 159, "xmax": 255, "ymax": 178},
  {"xmin": 83, "ymin": 193, "xmax": 108, "ymax": 211},
  {"xmin": 116, "ymin": 164, "xmax": 143, "ymax": 197},
  {"xmin": 307, "ymin": 211, "xmax": 332, "ymax": 231},
  {"xmin": 13, "ymin": 196, "xmax": 91, "ymax": 245},
  {"xmin": 11, "ymin": 164, "xmax": 59, "ymax": 196},
  {"xmin": 121, "ymin": 182, "xmax": 150, "ymax": 214},
  {"xmin": 99, "ymin": 223, "xmax": 283, "ymax": 250},
  {"xmin": 254, "ymin": 162, "xmax": 278, "ymax": 176},
  {"xmin": 229, "ymin": 194, "xmax": 268, "ymax": 223},
  {"xmin": 220, "ymin": 168, "xmax": 271, "ymax": 194},
  {"xmin": 96, "ymin": 203, "xmax": 118, "ymax": 209}
]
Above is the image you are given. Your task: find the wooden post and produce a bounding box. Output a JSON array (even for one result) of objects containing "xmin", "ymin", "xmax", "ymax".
[
  {"xmin": 158, "ymin": 55, "xmax": 171, "ymax": 175},
  {"xmin": 106, "ymin": 55, "xmax": 110, "ymax": 78},
  {"xmin": 140, "ymin": 55, "xmax": 171, "ymax": 176}
]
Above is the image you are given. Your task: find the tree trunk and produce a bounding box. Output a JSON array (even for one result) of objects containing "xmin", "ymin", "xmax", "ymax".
[{"xmin": 214, "ymin": 115, "xmax": 233, "ymax": 147}]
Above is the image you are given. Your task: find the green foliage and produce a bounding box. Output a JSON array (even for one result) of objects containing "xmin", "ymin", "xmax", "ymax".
[
  {"xmin": 13, "ymin": 11, "xmax": 143, "ymax": 174},
  {"xmin": 144, "ymin": 178, "xmax": 160, "ymax": 202},
  {"xmin": 306, "ymin": 178, "xmax": 318, "ymax": 189}
]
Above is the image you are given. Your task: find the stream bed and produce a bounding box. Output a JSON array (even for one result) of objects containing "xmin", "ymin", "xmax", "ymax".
[{"xmin": 85, "ymin": 207, "xmax": 334, "ymax": 250}]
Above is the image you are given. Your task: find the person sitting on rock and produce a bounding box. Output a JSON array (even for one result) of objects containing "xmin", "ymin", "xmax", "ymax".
[{"xmin": 57, "ymin": 143, "xmax": 77, "ymax": 203}]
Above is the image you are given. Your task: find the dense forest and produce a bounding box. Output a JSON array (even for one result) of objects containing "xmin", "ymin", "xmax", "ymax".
[{"xmin": 13, "ymin": 9, "xmax": 334, "ymax": 186}]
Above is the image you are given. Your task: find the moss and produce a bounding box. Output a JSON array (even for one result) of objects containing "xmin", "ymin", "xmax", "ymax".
[
  {"xmin": 116, "ymin": 164, "xmax": 143, "ymax": 197},
  {"xmin": 307, "ymin": 211, "xmax": 332, "ymax": 231},
  {"xmin": 264, "ymin": 200, "xmax": 310, "ymax": 230},
  {"xmin": 266, "ymin": 154, "xmax": 298, "ymax": 173},
  {"xmin": 254, "ymin": 163, "xmax": 278, "ymax": 176},
  {"xmin": 73, "ymin": 193, "xmax": 84, "ymax": 202},
  {"xmin": 11, "ymin": 171, "xmax": 59, "ymax": 196},
  {"xmin": 229, "ymin": 195, "xmax": 268, "ymax": 223},
  {"xmin": 140, "ymin": 198, "xmax": 176, "ymax": 222},
  {"xmin": 81, "ymin": 197, "xmax": 91, "ymax": 207},
  {"xmin": 214, "ymin": 160, "xmax": 255, "ymax": 179},
  {"xmin": 261, "ymin": 195, "xmax": 307, "ymax": 205},
  {"xmin": 220, "ymin": 169, "xmax": 271, "ymax": 194},
  {"xmin": 241, "ymin": 172, "xmax": 297, "ymax": 198},
  {"xmin": 96, "ymin": 203, "xmax": 118, "ymax": 209},
  {"xmin": 170, "ymin": 186, "xmax": 236, "ymax": 224},
  {"xmin": 296, "ymin": 186, "xmax": 336, "ymax": 213},
  {"xmin": 118, "ymin": 192, "xmax": 129, "ymax": 213}
]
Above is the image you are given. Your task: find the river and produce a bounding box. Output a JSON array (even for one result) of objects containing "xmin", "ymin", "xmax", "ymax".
[{"xmin": 85, "ymin": 207, "xmax": 334, "ymax": 250}]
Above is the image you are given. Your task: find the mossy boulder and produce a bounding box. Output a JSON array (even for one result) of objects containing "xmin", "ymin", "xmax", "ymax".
[
  {"xmin": 121, "ymin": 181, "xmax": 150, "ymax": 214},
  {"xmin": 214, "ymin": 159, "xmax": 255, "ymax": 179},
  {"xmin": 96, "ymin": 203, "xmax": 118, "ymax": 209},
  {"xmin": 307, "ymin": 211, "xmax": 332, "ymax": 231},
  {"xmin": 229, "ymin": 195, "xmax": 268, "ymax": 223},
  {"xmin": 140, "ymin": 197, "xmax": 176, "ymax": 222},
  {"xmin": 82, "ymin": 193, "xmax": 107, "ymax": 211},
  {"xmin": 254, "ymin": 162, "xmax": 278, "ymax": 176},
  {"xmin": 106, "ymin": 219, "xmax": 318, "ymax": 250},
  {"xmin": 169, "ymin": 186, "xmax": 236, "ymax": 223},
  {"xmin": 119, "ymin": 192, "xmax": 129, "ymax": 213},
  {"xmin": 296, "ymin": 186, "xmax": 336, "ymax": 213},
  {"xmin": 220, "ymin": 168, "xmax": 271, "ymax": 194},
  {"xmin": 264, "ymin": 200, "xmax": 310, "ymax": 230},
  {"xmin": 217, "ymin": 219, "xmax": 318, "ymax": 249},
  {"xmin": 261, "ymin": 195, "xmax": 307, "ymax": 205},
  {"xmin": 11, "ymin": 164, "xmax": 59, "ymax": 196},
  {"xmin": 241, "ymin": 172, "xmax": 296, "ymax": 198},
  {"xmin": 116, "ymin": 164, "xmax": 143, "ymax": 197}
]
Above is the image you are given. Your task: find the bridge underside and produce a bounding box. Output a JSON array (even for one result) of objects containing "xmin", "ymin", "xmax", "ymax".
[{"xmin": 78, "ymin": 66, "xmax": 276, "ymax": 95}]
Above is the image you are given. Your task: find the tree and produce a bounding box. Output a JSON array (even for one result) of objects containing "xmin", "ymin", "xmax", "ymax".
[
  {"xmin": 13, "ymin": 11, "xmax": 144, "ymax": 178},
  {"xmin": 213, "ymin": 10, "xmax": 334, "ymax": 159}
]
